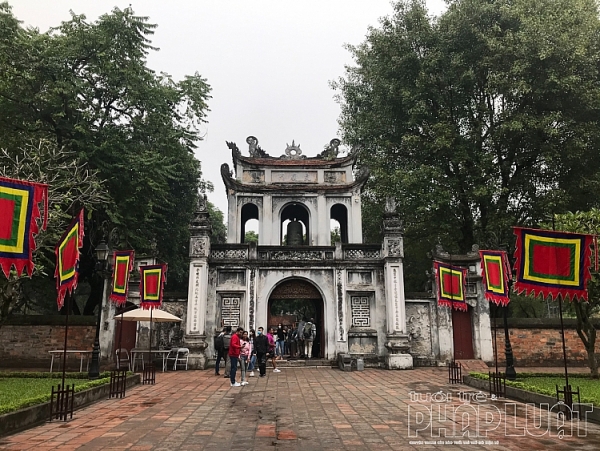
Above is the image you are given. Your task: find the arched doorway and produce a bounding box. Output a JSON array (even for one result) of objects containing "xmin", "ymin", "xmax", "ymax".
[{"xmin": 267, "ymin": 279, "xmax": 325, "ymax": 359}]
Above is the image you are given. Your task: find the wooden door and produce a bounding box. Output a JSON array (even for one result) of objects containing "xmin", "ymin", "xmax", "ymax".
[
  {"xmin": 452, "ymin": 308, "xmax": 474, "ymax": 359},
  {"xmin": 114, "ymin": 320, "xmax": 137, "ymax": 355}
]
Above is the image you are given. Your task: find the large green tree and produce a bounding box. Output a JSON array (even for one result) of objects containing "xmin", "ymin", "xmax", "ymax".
[
  {"xmin": 0, "ymin": 140, "xmax": 107, "ymax": 321},
  {"xmin": 0, "ymin": 4, "xmax": 212, "ymax": 309},
  {"xmin": 334, "ymin": 0, "xmax": 600, "ymax": 290}
]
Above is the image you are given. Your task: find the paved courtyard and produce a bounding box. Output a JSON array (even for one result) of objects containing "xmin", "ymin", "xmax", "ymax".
[{"xmin": 1, "ymin": 367, "xmax": 599, "ymax": 450}]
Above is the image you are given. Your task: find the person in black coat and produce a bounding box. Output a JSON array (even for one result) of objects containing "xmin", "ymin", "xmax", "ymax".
[{"xmin": 253, "ymin": 326, "xmax": 269, "ymax": 377}]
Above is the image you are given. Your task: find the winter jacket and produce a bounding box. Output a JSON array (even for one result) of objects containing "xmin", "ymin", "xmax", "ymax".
[
  {"xmin": 229, "ymin": 333, "xmax": 242, "ymax": 358},
  {"xmin": 254, "ymin": 334, "xmax": 268, "ymax": 353}
]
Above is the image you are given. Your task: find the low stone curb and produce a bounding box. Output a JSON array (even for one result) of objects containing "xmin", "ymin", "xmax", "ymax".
[
  {"xmin": 463, "ymin": 375, "xmax": 600, "ymax": 425},
  {"xmin": 0, "ymin": 374, "xmax": 141, "ymax": 438}
]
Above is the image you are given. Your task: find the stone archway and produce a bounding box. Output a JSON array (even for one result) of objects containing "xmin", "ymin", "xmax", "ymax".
[{"xmin": 267, "ymin": 279, "xmax": 325, "ymax": 359}]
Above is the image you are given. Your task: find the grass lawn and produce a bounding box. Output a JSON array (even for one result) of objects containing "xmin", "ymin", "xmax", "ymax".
[
  {"xmin": 0, "ymin": 372, "xmax": 112, "ymax": 415},
  {"xmin": 471, "ymin": 372, "xmax": 600, "ymax": 406}
]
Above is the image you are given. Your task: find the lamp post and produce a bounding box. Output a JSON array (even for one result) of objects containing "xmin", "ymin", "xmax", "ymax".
[{"xmin": 88, "ymin": 241, "xmax": 110, "ymax": 379}]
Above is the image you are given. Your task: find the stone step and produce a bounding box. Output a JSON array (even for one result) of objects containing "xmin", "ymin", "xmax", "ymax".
[{"xmin": 272, "ymin": 359, "xmax": 336, "ymax": 368}]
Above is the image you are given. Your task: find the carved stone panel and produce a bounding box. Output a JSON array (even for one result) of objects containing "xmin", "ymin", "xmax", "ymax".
[
  {"xmin": 345, "ymin": 248, "xmax": 381, "ymax": 259},
  {"xmin": 271, "ymin": 279, "xmax": 321, "ymax": 299},
  {"xmin": 386, "ymin": 238, "xmax": 403, "ymax": 257},
  {"xmin": 347, "ymin": 271, "xmax": 373, "ymax": 285},
  {"xmin": 406, "ymin": 303, "xmax": 433, "ymax": 358},
  {"xmin": 236, "ymin": 196, "xmax": 263, "ymax": 208},
  {"xmin": 271, "ymin": 171, "xmax": 318, "ymax": 184},
  {"xmin": 324, "ymin": 171, "xmax": 346, "ymax": 184},
  {"xmin": 270, "ymin": 250, "xmax": 322, "ymax": 261},
  {"xmin": 190, "ymin": 237, "xmax": 208, "ymax": 258},
  {"xmin": 217, "ymin": 270, "xmax": 246, "ymax": 286},
  {"xmin": 210, "ymin": 248, "xmax": 249, "ymax": 260},
  {"xmin": 242, "ymin": 170, "xmax": 265, "ymax": 183},
  {"xmin": 351, "ymin": 296, "xmax": 371, "ymax": 327},
  {"xmin": 221, "ymin": 296, "xmax": 241, "ymax": 328}
]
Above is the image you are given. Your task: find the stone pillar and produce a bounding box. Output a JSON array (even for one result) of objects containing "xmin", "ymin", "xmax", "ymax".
[
  {"xmin": 262, "ymin": 195, "xmax": 272, "ymax": 245},
  {"xmin": 382, "ymin": 199, "xmax": 413, "ymax": 369},
  {"xmin": 185, "ymin": 195, "xmax": 211, "ymax": 369},
  {"xmin": 317, "ymin": 195, "xmax": 327, "ymax": 245}
]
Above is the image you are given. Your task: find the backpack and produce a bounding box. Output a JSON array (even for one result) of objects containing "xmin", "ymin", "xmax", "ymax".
[
  {"xmin": 214, "ymin": 334, "xmax": 224, "ymax": 351},
  {"xmin": 223, "ymin": 333, "xmax": 231, "ymax": 350},
  {"xmin": 303, "ymin": 322, "xmax": 313, "ymax": 339}
]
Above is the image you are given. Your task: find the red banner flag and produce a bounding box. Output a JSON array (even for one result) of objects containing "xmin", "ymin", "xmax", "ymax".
[
  {"xmin": 109, "ymin": 250, "xmax": 135, "ymax": 306},
  {"xmin": 479, "ymin": 250, "xmax": 511, "ymax": 306},
  {"xmin": 0, "ymin": 176, "xmax": 48, "ymax": 279},
  {"xmin": 54, "ymin": 210, "xmax": 84, "ymax": 309},
  {"xmin": 139, "ymin": 263, "xmax": 167, "ymax": 309},
  {"xmin": 434, "ymin": 260, "xmax": 468, "ymax": 311},
  {"xmin": 513, "ymin": 227, "xmax": 595, "ymax": 301}
]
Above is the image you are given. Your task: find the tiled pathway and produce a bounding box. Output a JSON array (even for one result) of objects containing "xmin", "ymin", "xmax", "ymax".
[{"xmin": 1, "ymin": 368, "xmax": 599, "ymax": 450}]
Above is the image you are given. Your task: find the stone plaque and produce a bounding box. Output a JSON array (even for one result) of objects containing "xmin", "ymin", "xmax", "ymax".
[
  {"xmin": 324, "ymin": 171, "xmax": 346, "ymax": 183},
  {"xmin": 217, "ymin": 270, "xmax": 246, "ymax": 286},
  {"xmin": 271, "ymin": 171, "xmax": 317, "ymax": 184},
  {"xmin": 347, "ymin": 271, "xmax": 373, "ymax": 285},
  {"xmin": 242, "ymin": 170, "xmax": 265, "ymax": 183}
]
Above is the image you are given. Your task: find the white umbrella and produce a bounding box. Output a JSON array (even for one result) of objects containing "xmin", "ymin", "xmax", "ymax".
[
  {"xmin": 115, "ymin": 308, "xmax": 181, "ymax": 323},
  {"xmin": 114, "ymin": 308, "xmax": 182, "ymax": 375}
]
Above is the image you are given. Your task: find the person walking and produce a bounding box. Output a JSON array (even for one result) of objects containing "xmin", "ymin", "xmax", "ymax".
[
  {"xmin": 239, "ymin": 330, "xmax": 250, "ymax": 386},
  {"xmin": 214, "ymin": 327, "xmax": 226, "ymax": 376},
  {"xmin": 297, "ymin": 319, "xmax": 306, "ymax": 358},
  {"xmin": 254, "ymin": 327, "xmax": 269, "ymax": 377},
  {"xmin": 222, "ymin": 326, "xmax": 232, "ymax": 378},
  {"xmin": 276, "ymin": 323, "xmax": 285, "ymax": 360},
  {"xmin": 268, "ymin": 327, "xmax": 281, "ymax": 372},
  {"xmin": 303, "ymin": 319, "xmax": 316, "ymax": 358},
  {"xmin": 229, "ymin": 327, "xmax": 244, "ymax": 387}
]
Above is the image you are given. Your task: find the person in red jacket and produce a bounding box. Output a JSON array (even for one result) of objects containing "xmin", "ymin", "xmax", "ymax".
[{"xmin": 229, "ymin": 326, "xmax": 245, "ymax": 387}]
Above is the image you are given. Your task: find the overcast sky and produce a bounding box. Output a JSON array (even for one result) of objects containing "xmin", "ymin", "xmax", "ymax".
[{"xmin": 11, "ymin": 1, "xmax": 447, "ymax": 215}]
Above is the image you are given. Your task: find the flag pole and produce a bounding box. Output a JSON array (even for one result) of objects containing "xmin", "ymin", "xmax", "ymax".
[
  {"xmin": 557, "ymin": 293, "xmax": 570, "ymax": 390},
  {"xmin": 551, "ymin": 215, "xmax": 570, "ymax": 392},
  {"xmin": 61, "ymin": 291, "xmax": 71, "ymax": 389},
  {"xmin": 493, "ymin": 303, "xmax": 498, "ymax": 375}
]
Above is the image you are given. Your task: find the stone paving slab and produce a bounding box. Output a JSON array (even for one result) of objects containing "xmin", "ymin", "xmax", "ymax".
[{"xmin": 0, "ymin": 368, "xmax": 599, "ymax": 450}]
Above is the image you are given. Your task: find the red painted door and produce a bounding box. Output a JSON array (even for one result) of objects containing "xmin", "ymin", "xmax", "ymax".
[
  {"xmin": 114, "ymin": 321, "xmax": 137, "ymax": 356},
  {"xmin": 452, "ymin": 308, "xmax": 474, "ymax": 359}
]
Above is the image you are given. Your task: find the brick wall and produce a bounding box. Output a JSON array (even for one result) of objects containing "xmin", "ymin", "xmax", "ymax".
[
  {"xmin": 491, "ymin": 318, "xmax": 599, "ymax": 367},
  {"xmin": 0, "ymin": 316, "xmax": 97, "ymax": 369}
]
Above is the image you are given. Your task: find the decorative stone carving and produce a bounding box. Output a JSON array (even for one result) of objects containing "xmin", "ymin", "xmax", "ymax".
[
  {"xmin": 221, "ymin": 296, "xmax": 241, "ymax": 327},
  {"xmin": 271, "ymin": 279, "xmax": 321, "ymax": 299},
  {"xmin": 249, "ymin": 269, "xmax": 255, "ymax": 330},
  {"xmin": 385, "ymin": 196, "xmax": 397, "ymax": 214},
  {"xmin": 237, "ymin": 196, "xmax": 263, "ymax": 208},
  {"xmin": 316, "ymin": 138, "xmax": 341, "ymax": 160},
  {"xmin": 344, "ymin": 248, "xmax": 381, "ymax": 259},
  {"xmin": 383, "ymin": 216, "xmax": 403, "ymax": 235},
  {"xmin": 270, "ymin": 250, "xmax": 322, "ymax": 261},
  {"xmin": 337, "ymin": 269, "xmax": 344, "ymax": 340},
  {"xmin": 246, "ymin": 136, "xmax": 269, "ymax": 157},
  {"xmin": 281, "ymin": 140, "xmax": 305, "ymax": 159},
  {"xmin": 385, "ymin": 334, "xmax": 411, "ymax": 355},
  {"xmin": 189, "ymin": 194, "xmax": 211, "ymax": 236},
  {"xmin": 190, "ymin": 237, "xmax": 208, "ymax": 258},
  {"xmin": 351, "ymin": 296, "xmax": 371, "ymax": 327},
  {"xmin": 324, "ymin": 171, "xmax": 346, "ymax": 183},
  {"xmin": 387, "ymin": 239, "xmax": 402, "ymax": 257},
  {"xmin": 226, "ymin": 141, "xmax": 241, "ymax": 158},
  {"xmin": 210, "ymin": 249, "xmax": 248, "ymax": 260}
]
